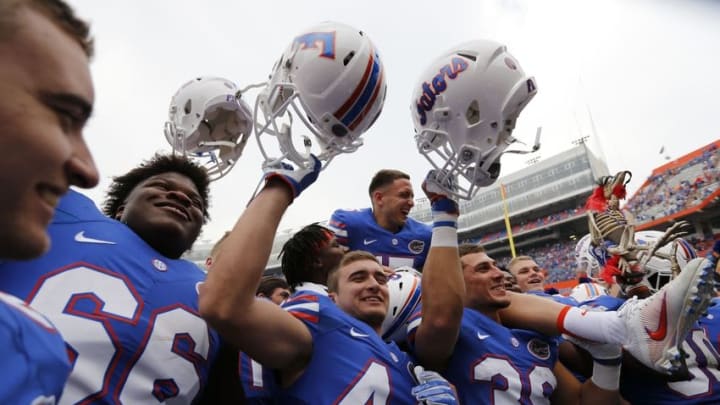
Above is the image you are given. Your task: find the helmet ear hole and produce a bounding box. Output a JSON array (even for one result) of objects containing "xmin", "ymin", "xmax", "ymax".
[
  {"xmin": 332, "ymin": 124, "xmax": 348, "ymax": 137},
  {"xmin": 184, "ymin": 99, "xmax": 192, "ymax": 115},
  {"xmin": 466, "ymin": 100, "xmax": 480, "ymax": 125}
]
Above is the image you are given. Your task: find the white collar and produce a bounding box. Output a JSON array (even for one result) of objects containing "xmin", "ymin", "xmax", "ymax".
[{"xmin": 294, "ymin": 282, "xmax": 329, "ymax": 296}]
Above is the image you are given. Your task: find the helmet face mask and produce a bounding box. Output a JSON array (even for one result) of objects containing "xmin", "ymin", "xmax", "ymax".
[
  {"xmin": 634, "ymin": 231, "xmax": 697, "ymax": 292},
  {"xmin": 254, "ymin": 21, "xmax": 387, "ymax": 170},
  {"xmin": 165, "ymin": 77, "xmax": 253, "ymax": 181},
  {"xmin": 412, "ymin": 40, "xmax": 537, "ymax": 200},
  {"xmin": 577, "ymin": 230, "xmax": 698, "ymax": 294}
]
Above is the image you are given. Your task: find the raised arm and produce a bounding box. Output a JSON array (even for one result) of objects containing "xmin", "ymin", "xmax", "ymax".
[
  {"xmin": 199, "ymin": 158, "xmax": 320, "ymax": 371},
  {"xmin": 413, "ymin": 172, "xmax": 465, "ymax": 371}
]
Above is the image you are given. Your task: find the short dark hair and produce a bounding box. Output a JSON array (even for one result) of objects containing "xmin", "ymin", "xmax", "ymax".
[
  {"xmin": 279, "ymin": 223, "xmax": 333, "ymax": 288},
  {"xmin": 256, "ymin": 277, "xmax": 289, "ymax": 297},
  {"xmin": 459, "ymin": 243, "xmax": 485, "ymax": 258},
  {"xmin": 0, "ymin": 0, "xmax": 94, "ymax": 57},
  {"xmin": 368, "ymin": 169, "xmax": 410, "ymax": 196},
  {"xmin": 103, "ymin": 154, "xmax": 210, "ymax": 222}
]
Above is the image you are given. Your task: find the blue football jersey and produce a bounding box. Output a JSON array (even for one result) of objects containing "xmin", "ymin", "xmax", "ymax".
[
  {"xmin": 621, "ymin": 297, "xmax": 720, "ymax": 404},
  {"xmin": 0, "ymin": 190, "xmax": 220, "ymax": 404},
  {"xmin": 0, "ymin": 291, "xmax": 71, "ymax": 404},
  {"xmin": 408, "ymin": 305, "xmax": 560, "ymax": 404},
  {"xmin": 239, "ymin": 351, "xmax": 278, "ymax": 404},
  {"xmin": 277, "ymin": 283, "xmax": 418, "ymax": 404},
  {"xmin": 527, "ymin": 290, "xmax": 579, "ymax": 306},
  {"xmin": 329, "ymin": 208, "xmax": 431, "ymax": 270}
]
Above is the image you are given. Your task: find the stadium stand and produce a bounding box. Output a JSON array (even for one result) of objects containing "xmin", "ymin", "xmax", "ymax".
[{"xmin": 183, "ymin": 139, "xmax": 720, "ymax": 289}]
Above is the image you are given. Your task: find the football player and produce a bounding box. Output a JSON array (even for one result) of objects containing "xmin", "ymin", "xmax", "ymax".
[
  {"xmin": 201, "ymin": 21, "xmax": 459, "ymax": 404},
  {"xmin": 328, "ymin": 169, "xmax": 433, "ymax": 270},
  {"xmin": 0, "ymin": 0, "xmax": 98, "ymax": 402},
  {"xmin": 0, "ymin": 155, "xmax": 220, "ymax": 403},
  {"xmin": 400, "ymin": 39, "xmax": 718, "ymax": 402}
]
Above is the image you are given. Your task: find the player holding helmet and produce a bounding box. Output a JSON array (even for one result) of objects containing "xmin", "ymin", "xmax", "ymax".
[{"xmin": 200, "ymin": 21, "xmax": 459, "ymax": 405}]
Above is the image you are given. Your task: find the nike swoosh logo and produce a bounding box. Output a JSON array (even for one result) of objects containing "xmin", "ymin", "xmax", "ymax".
[
  {"xmin": 363, "ymin": 239, "xmax": 377, "ymax": 245},
  {"xmin": 645, "ymin": 291, "xmax": 668, "ymax": 341},
  {"xmin": 350, "ymin": 327, "xmax": 370, "ymax": 338},
  {"xmin": 74, "ymin": 231, "xmax": 116, "ymax": 245},
  {"xmin": 477, "ymin": 332, "xmax": 490, "ymax": 340}
]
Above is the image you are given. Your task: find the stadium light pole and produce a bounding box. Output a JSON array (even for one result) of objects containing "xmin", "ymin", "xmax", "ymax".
[{"xmin": 499, "ymin": 184, "xmax": 517, "ymax": 258}]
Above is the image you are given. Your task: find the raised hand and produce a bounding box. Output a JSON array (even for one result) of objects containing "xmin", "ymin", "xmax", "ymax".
[
  {"xmin": 262, "ymin": 154, "xmax": 321, "ymax": 199},
  {"xmin": 422, "ymin": 170, "xmax": 459, "ymax": 218}
]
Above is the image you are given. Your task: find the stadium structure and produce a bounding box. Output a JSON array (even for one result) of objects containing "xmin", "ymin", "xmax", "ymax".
[{"xmin": 184, "ymin": 139, "xmax": 720, "ymax": 291}]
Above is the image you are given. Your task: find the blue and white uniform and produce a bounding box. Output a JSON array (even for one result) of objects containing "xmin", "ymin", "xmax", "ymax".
[
  {"xmin": 621, "ymin": 297, "xmax": 720, "ymax": 404},
  {"xmin": 329, "ymin": 208, "xmax": 431, "ymax": 270},
  {"xmin": 0, "ymin": 190, "xmax": 219, "ymax": 404},
  {"xmin": 278, "ymin": 282, "xmax": 418, "ymax": 404},
  {"xmin": 0, "ymin": 291, "xmax": 71, "ymax": 404},
  {"xmin": 239, "ymin": 351, "xmax": 278, "ymax": 404},
  {"xmin": 409, "ymin": 304, "xmax": 560, "ymax": 404}
]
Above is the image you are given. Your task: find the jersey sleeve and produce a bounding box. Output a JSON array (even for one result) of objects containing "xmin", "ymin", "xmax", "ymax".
[
  {"xmin": 328, "ymin": 209, "xmax": 350, "ymax": 246},
  {"xmin": 281, "ymin": 293, "xmax": 322, "ymax": 335}
]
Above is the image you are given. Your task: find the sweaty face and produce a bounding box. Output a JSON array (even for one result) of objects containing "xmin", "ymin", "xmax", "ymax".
[
  {"xmin": 331, "ymin": 259, "xmax": 389, "ymax": 331},
  {"xmin": 118, "ymin": 172, "xmax": 204, "ymax": 259},
  {"xmin": 0, "ymin": 7, "xmax": 98, "ymax": 259},
  {"xmin": 461, "ymin": 252, "xmax": 511, "ymax": 314},
  {"xmin": 510, "ymin": 259, "xmax": 546, "ymax": 292},
  {"xmin": 375, "ymin": 178, "xmax": 415, "ymax": 232}
]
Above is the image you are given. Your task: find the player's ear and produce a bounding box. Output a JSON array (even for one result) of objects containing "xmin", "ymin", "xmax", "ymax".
[
  {"xmin": 371, "ymin": 190, "xmax": 383, "ymax": 206},
  {"xmin": 115, "ymin": 205, "xmax": 125, "ymax": 220},
  {"xmin": 328, "ymin": 292, "xmax": 337, "ymax": 303}
]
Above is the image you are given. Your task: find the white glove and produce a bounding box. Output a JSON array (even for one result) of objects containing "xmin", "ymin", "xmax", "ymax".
[
  {"xmin": 411, "ymin": 365, "xmax": 459, "ymax": 405},
  {"xmin": 262, "ymin": 154, "xmax": 321, "ymax": 199}
]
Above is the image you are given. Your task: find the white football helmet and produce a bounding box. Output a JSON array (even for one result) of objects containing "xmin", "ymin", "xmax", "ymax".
[
  {"xmin": 575, "ymin": 234, "xmax": 601, "ymax": 278},
  {"xmin": 165, "ymin": 77, "xmax": 253, "ymax": 181},
  {"xmin": 254, "ymin": 21, "xmax": 387, "ymax": 170},
  {"xmin": 577, "ymin": 230, "xmax": 698, "ymax": 293},
  {"xmin": 381, "ymin": 267, "xmax": 422, "ymax": 343},
  {"xmin": 411, "ymin": 39, "xmax": 538, "ymax": 200},
  {"xmin": 634, "ymin": 230, "xmax": 697, "ymax": 291},
  {"xmin": 569, "ymin": 282, "xmax": 608, "ymax": 303}
]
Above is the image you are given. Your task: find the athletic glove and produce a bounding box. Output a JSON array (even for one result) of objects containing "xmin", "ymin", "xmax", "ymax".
[
  {"xmin": 411, "ymin": 365, "xmax": 459, "ymax": 405},
  {"xmin": 262, "ymin": 154, "xmax": 321, "ymax": 200}
]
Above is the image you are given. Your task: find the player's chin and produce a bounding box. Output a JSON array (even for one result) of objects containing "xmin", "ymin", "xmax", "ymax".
[{"xmin": 358, "ymin": 310, "xmax": 386, "ymax": 328}]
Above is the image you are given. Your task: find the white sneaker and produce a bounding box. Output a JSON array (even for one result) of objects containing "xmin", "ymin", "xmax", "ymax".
[{"xmin": 619, "ymin": 257, "xmax": 715, "ymax": 375}]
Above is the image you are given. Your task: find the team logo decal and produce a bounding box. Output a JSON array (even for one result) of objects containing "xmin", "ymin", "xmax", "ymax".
[
  {"xmin": 415, "ymin": 56, "xmax": 469, "ymax": 125},
  {"xmin": 294, "ymin": 31, "xmax": 336, "ymax": 59},
  {"xmin": 408, "ymin": 240, "xmax": 425, "ymax": 254},
  {"xmin": 152, "ymin": 259, "xmax": 168, "ymax": 272},
  {"xmin": 527, "ymin": 338, "xmax": 551, "ymax": 360}
]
